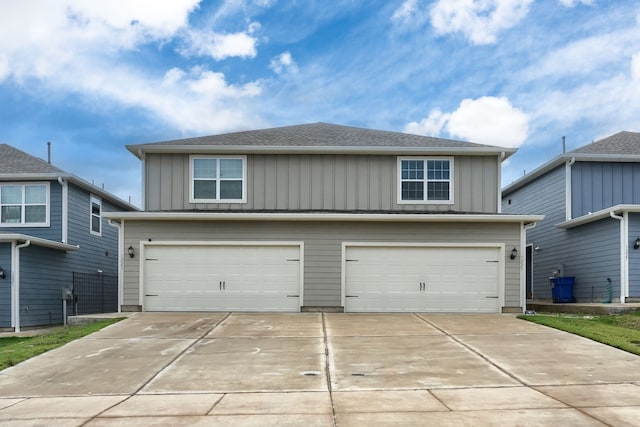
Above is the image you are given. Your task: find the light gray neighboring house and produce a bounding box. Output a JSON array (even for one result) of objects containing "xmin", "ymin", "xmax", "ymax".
[
  {"xmin": 105, "ymin": 123, "xmax": 542, "ymax": 314},
  {"xmin": 502, "ymin": 131, "xmax": 640, "ymax": 303},
  {"xmin": 0, "ymin": 144, "xmax": 138, "ymax": 331}
]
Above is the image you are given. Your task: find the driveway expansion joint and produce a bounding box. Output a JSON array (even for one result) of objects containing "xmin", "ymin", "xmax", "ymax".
[{"xmin": 414, "ymin": 313, "xmax": 530, "ymax": 387}]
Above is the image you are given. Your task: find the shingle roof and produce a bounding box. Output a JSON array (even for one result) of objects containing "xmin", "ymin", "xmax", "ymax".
[
  {"xmin": 0, "ymin": 144, "xmax": 65, "ymax": 174},
  {"xmin": 131, "ymin": 122, "xmax": 497, "ymax": 149},
  {"xmin": 503, "ymin": 130, "xmax": 640, "ymax": 196},
  {"xmin": 0, "ymin": 143, "xmax": 138, "ymax": 210},
  {"xmin": 570, "ymin": 131, "xmax": 640, "ymax": 155}
]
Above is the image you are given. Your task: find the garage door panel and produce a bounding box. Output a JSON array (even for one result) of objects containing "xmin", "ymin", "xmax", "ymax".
[
  {"xmin": 345, "ymin": 245, "xmax": 501, "ymax": 313},
  {"xmin": 144, "ymin": 244, "xmax": 301, "ymax": 312}
]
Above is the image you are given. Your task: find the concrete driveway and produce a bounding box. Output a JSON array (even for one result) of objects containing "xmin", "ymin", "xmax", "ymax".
[{"xmin": 1, "ymin": 313, "xmax": 640, "ymax": 426}]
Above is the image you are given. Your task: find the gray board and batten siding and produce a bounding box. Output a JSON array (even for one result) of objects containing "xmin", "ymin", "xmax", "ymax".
[
  {"xmin": 122, "ymin": 220, "xmax": 522, "ymax": 310},
  {"xmin": 572, "ymin": 162, "xmax": 640, "ymax": 218},
  {"xmin": 144, "ymin": 153, "xmax": 499, "ymax": 213}
]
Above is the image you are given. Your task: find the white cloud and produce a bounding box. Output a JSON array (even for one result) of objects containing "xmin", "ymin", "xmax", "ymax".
[
  {"xmin": 182, "ymin": 27, "xmax": 259, "ymax": 60},
  {"xmin": 632, "ymin": 53, "xmax": 640, "ymax": 81},
  {"xmin": 0, "ymin": 1, "xmax": 267, "ymax": 134},
  {"xmin": 392, "ymin": 0, "xmax": 430, "ymax": 26},
  {"xmin": 430, "ymin": 0, "xmax": 533, "ymax": 45},
  {"xmin": 406, "ymin": 97, "xmax": 530, "ymax": 148},
  {"xmin": 520, "ymin": 27, "xmax": 640, "ymax": 83},
  {"xmin": 559, "ymin": 0, "xmax": 594, "ymax": 7},
  {"xmin": 269, "ymin": 51, "xmax": 299, "ymax": 75},
  {"xmin": 0, "ymin": 0, "xmax": 201, "ymax": 81},
  {"xmin": 404, "ymin": 109, "xmax": 450, "ymax": 136}
]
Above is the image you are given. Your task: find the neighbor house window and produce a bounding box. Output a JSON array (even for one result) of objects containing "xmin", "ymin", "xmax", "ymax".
[
  {"xmin": 190, "ymin": 156, "xmax": 246, "ymax": 203},
  {"xmin": 0, "ymin": 183, "xmax": 49, "ymax": 226},
  {"xmin": 397, "ymin": 157, "xmax": 453, "ymax": 204},
  {"xmin": 90, "ymin": 195, "xmax": 102, "ymax": 235}
]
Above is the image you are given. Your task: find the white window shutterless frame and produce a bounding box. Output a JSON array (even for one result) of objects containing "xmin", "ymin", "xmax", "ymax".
[
  {"xmin": 397, "ymin": 157, "xmax": 453, "ymax": 204},
  {"xmin": 190, "ymin": 155, "xmax": 247, "ymax": 203},
  {"xmin": 0, "ymin": 182, "xmax": 49, "ymax": 226}
]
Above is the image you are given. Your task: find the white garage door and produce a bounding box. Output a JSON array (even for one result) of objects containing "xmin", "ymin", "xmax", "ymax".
[
  {"xmin": 143, "ymin": 244, "xmax": 302, "ymax": 312},
  {"xmin": 344, "ymin": 245, "xmax": 501, "ymax": 313}
]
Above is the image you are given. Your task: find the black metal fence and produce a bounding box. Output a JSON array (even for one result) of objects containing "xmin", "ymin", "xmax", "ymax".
[{"xmin": 72, "ymin": 272, "xmax": 118, "ymax": 314}]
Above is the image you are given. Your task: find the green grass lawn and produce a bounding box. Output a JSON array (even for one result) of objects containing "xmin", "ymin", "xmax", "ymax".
[
  {"xmin": 0, "ymin": 318, "xmax": 124, "ymax": 371},
  {"xmin": 519, "ymin": 312, "xmax": 640, "ymax": 356}
]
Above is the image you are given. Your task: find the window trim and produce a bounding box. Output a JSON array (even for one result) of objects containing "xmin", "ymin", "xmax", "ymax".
[
  {"xmin": 90, "ymin": 194, "xmax": 102, "ymax": 236},
  {"xmin": 189, "ymin": 155, "xmax": 247, "ymax": 204},
  {"xmin": 0, "ymin": 182, "xmax": 50, "ymax": 227},
  {"xmin": 396, "ymin": 157, "xmax": 454, "ymax": 205}
]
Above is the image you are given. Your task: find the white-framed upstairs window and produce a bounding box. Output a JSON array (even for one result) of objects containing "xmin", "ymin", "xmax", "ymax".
[
  {"xmin": 190, "ymin": 155, "xmax": 247, "ymax": 203},
  {"xmin": 0, "ymin": 182, "xmax": 49, "ymax": 227},
  {"xmin": 397, "ymin": 157, "xmax": 454, "ymax": 204},
  {"xmin": 90, "ymin": 195, "xmax": 102, "ymax": 236}
]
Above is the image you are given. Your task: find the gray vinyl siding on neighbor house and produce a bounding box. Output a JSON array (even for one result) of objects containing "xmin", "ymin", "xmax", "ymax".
[
  {"xmin": 629, "ymin": 213, "xmax": 640, "ymax": 297},
  {"xmin": 572, "ymin": 162, "xmax": 640, "ymax": 217},
  {"xmin": 0, "ymin": 180, "xmax": 62, "ymax": 241},
  {"xmin": 144, "ymin": 153, "xmax": 499, "ymax": 213},
  {"xmin": 66, "ymin": 183, "xmax": 119, "ymax": 276},
  {"xmin": 19, "ymin": 245, "xmax": 68, "ymax": 327},
  {"xmin": 562, "ymin": 218, "xmax": 621, "ymax": 302},
  {"xmin": 502, "ymin": 165, "xmax": 565, "ymax": 298},
  {"xmin": 0, "ymin": 244, "xmax": 11, "ymax": 328},
  {"xmin": 122, "ymin": 220, "xmax": 522, "ymax": 309}
]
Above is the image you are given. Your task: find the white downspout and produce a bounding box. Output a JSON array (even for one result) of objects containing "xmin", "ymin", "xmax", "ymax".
[
  {"xmin": 497, "ymin": 152, "xmax": 505, "ymax": 213},
  {"xmin": 610, "ymin": 211, "xmax": 626, "ymax": 303},
  {"xmin": 138, "ymin": 150, "xmax": 146, "ymax": 211},
  {"xmin": 565, "ymin": 157, "xmax": 576, "ymax": 221},
  {"xmin": 57, "ymin": 177, "xmax": 68, "ymax": 243},
  {"xmin": 108, "ymin": 219, "xmax": 123, "ymax": 313},
  {"xmin": 521, "ymin": 222, "xmax": 537, "ymax": 311},
  {"xmin": 12, "ymin": 240, "xmax": 31, "ymax": 332}
]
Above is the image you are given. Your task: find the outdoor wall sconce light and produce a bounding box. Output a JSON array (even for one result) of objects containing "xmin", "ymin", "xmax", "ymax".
[
  {"xmin": 0, "ymin": 265, "xmax": 5, "ymax": 279},
  {"xmin": 128, "ymin": 245, "xmax": 135, "ymax": 258},
  {"xmin": 634, "ymin": 237, "xmax": 640, "ymax": 250},
  {"xmin": 510, "ymin": 247, "xmax": 518, "ymax": 260},
  {"xmin": 534, "ymin": 246, "xmax": 540, "ymax": 253}
]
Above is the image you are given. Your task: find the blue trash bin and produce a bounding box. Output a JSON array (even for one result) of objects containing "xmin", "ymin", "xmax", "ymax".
[{"xmin": 551, "ymin": 276, "xmax": 575, "ymax": 303}]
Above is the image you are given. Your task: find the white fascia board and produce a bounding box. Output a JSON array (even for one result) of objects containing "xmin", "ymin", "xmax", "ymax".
[
  {"xmin": 127, "ymin": 145, "xmax": 516, "ymax": 158},
  {"xmin": 0, "ymin": 233, "xmax": 79, "ymax": 251},
  {"xmin": 556, "ymin": 204, "xmax": 640, "ymax": 229},
  {"xmin": 104, "ymin": 211, "xmax": 544, "ymax": 224}
]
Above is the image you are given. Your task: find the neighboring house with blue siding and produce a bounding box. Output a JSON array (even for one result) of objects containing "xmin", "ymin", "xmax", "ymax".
[
  {"xmin": 0, "ymin": 144, "xmax": 137, "ymax": 331},
  {"xmin": 502, "ymin": 131, "xmax": 640, "ymax": 303}
]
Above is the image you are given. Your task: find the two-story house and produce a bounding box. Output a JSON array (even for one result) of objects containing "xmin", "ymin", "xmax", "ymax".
[
  {"xmin": 105, "ymin": 123, "xmax": 542, "ymax": 314},
  {"xmin": 0, "ymin": 144, "xmax": 137, "ymax": 331},
  {"xmin": 502, "ymin": 131, "xmax": 640, "ymax": 303}
]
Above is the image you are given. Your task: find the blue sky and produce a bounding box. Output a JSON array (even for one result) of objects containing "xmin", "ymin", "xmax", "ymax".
[{"xmin": 1, "ymin": 0, "xmax": 639, "ymax": 207}]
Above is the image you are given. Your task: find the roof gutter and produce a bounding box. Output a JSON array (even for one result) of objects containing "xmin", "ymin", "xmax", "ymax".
[{"xmin": 104, "ymin": 211, "xmax": 544, "ymax": 224}]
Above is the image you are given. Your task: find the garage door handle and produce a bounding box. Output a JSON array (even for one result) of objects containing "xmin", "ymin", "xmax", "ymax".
[
  {"xmin": 345, "ymin": 295, "xmax": 359, "ymax": 298},
  {"xmin": 145, "ymin": 294, "xmax": 158, "ymax": 297},
  {"xmin": 485, "ymin": 296, "xmax": 499, "ymax": 299},
  {"xmin": 286, "ymin": 295, "xmax": 299, "ymax": 298}
]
